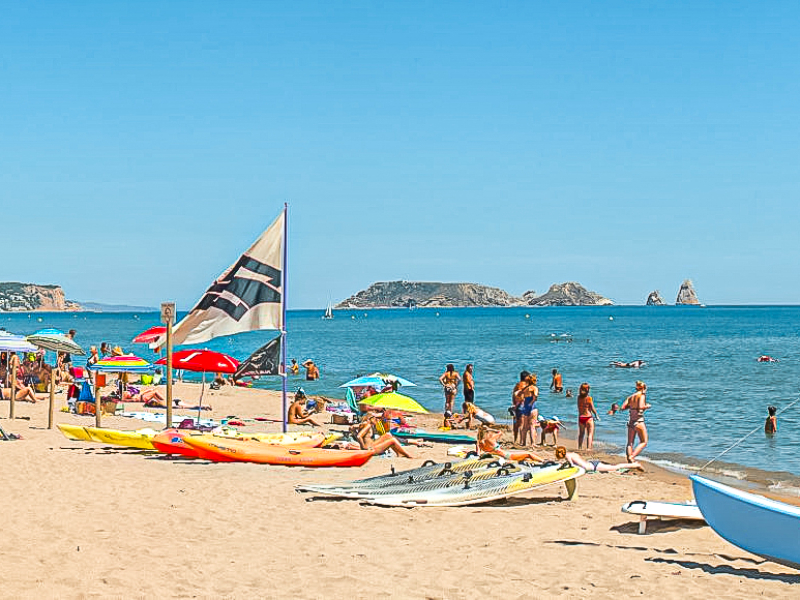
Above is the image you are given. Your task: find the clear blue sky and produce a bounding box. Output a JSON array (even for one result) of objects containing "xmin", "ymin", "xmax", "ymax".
[{"xmin": 2, "ymin": 2, "xmax": 799, "ymax": 308}]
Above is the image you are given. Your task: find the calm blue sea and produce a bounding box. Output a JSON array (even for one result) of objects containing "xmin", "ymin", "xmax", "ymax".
[{"xmin": 5, "ymin": 306, "xmax": 800, "ymax": 486}]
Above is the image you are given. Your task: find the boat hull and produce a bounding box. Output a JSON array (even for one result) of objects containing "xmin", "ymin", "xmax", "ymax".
[{"xmin": 691, "ymin": 475, "xmax": 800, "ymax": 570}]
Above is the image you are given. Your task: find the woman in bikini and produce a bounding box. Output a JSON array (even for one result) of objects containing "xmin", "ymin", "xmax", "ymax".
[
  {"xmin": 576, "ymin": 382, "xmax": 599, "ymax": 450},
  {"xmin": 513, "ymin": 373, "xmax": 539, "ymax": 446},
  {"xmin": 621, "ymin": 380, "xmax": 651, "ymax": 461},
  {"xmin": 438, "ymin": 364, "xmax": 461, "ymax": 414},
  {"xmin": 555, "ymin": 446, "xmax": 642, "ymax": 473}
]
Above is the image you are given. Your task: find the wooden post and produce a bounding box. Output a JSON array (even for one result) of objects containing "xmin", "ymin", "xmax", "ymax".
[
  {"xmin": 95, "ymin": 373, "xmax": 103, "ymax": 428},
  {"xmin": 9, "ymin": 359, "xmax": 16, "ymax": 420},
  {"xmin": 47, "ymin": 363, "xmax": 56, "ymax": 429},
  {"xmin": 94, "ymin": 379, "xmax": 100, "ymax": 427},
  {"xmin": 166, "ymin": 317, "xmax": 174, "ymax": 429}
]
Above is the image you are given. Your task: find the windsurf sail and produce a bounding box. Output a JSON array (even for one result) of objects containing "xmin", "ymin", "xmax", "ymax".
[
  {"xmin": 235, "ymin": 335, "xmax": 281, "ymax": 378},
  {"xmin": 160, "ymin": 210, "xmax": 285, "ymax": 347}
]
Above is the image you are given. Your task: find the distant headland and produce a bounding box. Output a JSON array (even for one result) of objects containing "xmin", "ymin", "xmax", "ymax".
[
  {"xmin": 336, "ymin": 281, "xmax": 614, "ymax": 308},
  {"xmin": 0, "ymin": 282, "xmax": 155, "ymax": 313}
]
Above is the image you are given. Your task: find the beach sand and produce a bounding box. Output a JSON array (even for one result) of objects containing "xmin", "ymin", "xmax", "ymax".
[{"xmin": 0, "ymin": 383, "xmax": 797, "ymax": 599}]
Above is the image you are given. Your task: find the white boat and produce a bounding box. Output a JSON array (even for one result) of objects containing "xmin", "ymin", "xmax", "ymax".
[
  {"xmin": 322, "ymin": 302, "xmax": 333, "ymax": 320},
  {"xmin": 691, "ymin": 475, "xmax": 800, "ymax": 570}
]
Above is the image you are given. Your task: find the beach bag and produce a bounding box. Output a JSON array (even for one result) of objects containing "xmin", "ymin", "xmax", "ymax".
[{"xmin": 78, "ymin": 381, "xmax": 94, "ymax": 402}]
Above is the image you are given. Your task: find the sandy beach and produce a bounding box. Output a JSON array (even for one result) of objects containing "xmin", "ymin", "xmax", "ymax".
[{"xmin": 0, "ymin": 382, "xmax": 797, "ymax": 599}]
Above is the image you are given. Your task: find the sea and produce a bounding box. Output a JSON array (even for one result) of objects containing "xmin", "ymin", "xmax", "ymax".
[{"xmin": 4, "ymin": 306, "xmax": 800, "ymax": 492}]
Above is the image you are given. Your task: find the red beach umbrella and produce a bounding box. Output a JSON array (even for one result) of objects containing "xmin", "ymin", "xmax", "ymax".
[
  {"xmin": 155, "ymin": 349, "xmax": 239, "ymax": 374},
  {"xmin": 155, "ymin": 349, "xmax": 240, "ymax": 421},
  {"xmin": 132, "ymin": 326, "xmax": 167, "ymax": 345}
]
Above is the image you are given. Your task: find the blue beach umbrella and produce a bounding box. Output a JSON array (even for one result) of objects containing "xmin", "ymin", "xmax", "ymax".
[{"xmin": 339, "ymin": 373, "xmax": 417, "ymax": 388}]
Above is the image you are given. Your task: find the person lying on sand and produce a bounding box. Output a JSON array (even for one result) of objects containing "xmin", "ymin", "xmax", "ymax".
[
  {"xmin": 555, "ymin": 446, "xmax": 643, "ymax": 473},
  {"xmin": 123, "ymin": 388, "xmax": 166, "ymax": 403},
  {"xmin": 288, "ymin": 396, "xmax": 321, "ymax": 427},
  {"xmin": 477, "ymin": 425, "xmax": 542, "ymax": 462}
]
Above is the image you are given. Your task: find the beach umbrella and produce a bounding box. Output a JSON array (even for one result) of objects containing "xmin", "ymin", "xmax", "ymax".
[
  {"xmin": 0, "ymin": 331, "xmax": 37, "ymax": 353},
  {"xmin": 339, "ymin": 373, "xmax": 417, "ymax": 388},
  {"xmin": 0, "ymin": 332, "xmax": 37, "ymax": 420},
  {"xmin": 132, "ymin": 326, "xmax": 167, "ymax": 345},
  {"xmin": 26, "ymin": 328, "xmax": 85, "ymax": 429},
  {"xmin": 155, "ymin": 349, "xmax": 239, "ymax": 422},
  {"xmin": 26, "ymin": 328, "xmax": 85, "ymax": 356},
  {"xmin": 89, "ymin": 355, "xmax": 154, "ymax": 374},
  {"xmin": 155, "ymin": 349, "xmax": 239, "ymax": 374},
  {"xmin": 359, "ymin": 391, "xmax": 429, "ymax": 414}
]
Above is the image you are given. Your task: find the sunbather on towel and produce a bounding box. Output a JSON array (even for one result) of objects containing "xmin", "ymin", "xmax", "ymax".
[
  {"xmin": 555, "ymin": 446, "xmax": 643, "ymax": 473},
  {"xmin": 123, "ymin": 388, "xmax": 165, "ymax": 403},
  {"xmin": 139, "ymin": 393, "xmax": 212, "ymax": 411}
]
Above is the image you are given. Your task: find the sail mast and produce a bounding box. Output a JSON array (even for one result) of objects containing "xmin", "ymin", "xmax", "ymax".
[{"xmin": 281, "ymin": 203, "xmax": 289, "ymax": 433}]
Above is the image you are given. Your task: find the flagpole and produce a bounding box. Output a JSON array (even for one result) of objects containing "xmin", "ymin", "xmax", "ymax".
[{"xmin": 281, "ymin": 203, "xmax": 289, "ymax": 433}]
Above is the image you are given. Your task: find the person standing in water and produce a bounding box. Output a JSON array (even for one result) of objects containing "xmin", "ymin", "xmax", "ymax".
[
  {"xmin": 439, "ymin": 363, "xmax": 460, "ymax": 414},
  {"xmin": 620, "ymin": 380, "xmax": 650, "ymax": 461},
  {"xmin": 765, "ymin": 406, "xmax": 778, "ymax": 434},
  {"xmin": 550, "ymin": 368, "xmax": 563, "ymax": 393}
]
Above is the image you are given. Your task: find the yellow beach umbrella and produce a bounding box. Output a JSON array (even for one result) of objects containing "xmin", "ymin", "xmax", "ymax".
[{"xmin": 359, "ymin": 392, "xmax": 429, "ymax": 414}]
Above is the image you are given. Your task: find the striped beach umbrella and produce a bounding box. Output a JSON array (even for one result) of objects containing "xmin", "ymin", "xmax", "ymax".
[
  {"xmin": 0, "ymin": 331, "xmax": 37, "ymax": 353},
  {"xmin": 27, "ymin": 328, "xmax": 86, "ymax": 356},
  {"xmin": 88, "ymin": 354, "xmax": 153, "ymax": 374}
]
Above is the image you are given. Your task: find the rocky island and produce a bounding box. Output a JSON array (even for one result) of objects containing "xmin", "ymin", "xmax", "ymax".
[
  {"xmin": 646, "ymin": 290, "xmax": 666, "ymax": 305},
  {"xmin": 675, "ymin": 279, "xmax": 702, "ymax": 305},
  {"xmin": 337, "ymin": 281, "xmax": 612, "ymax": 308},
  {"xmin": 0, "ymin": 282, "xmax": 81, "ymax": 312}
]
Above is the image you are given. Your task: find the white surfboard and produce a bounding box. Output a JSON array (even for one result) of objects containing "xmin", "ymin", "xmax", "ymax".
[{"xmin": 621, "ymin": 500, "xmax": 705, "ymax": 534}]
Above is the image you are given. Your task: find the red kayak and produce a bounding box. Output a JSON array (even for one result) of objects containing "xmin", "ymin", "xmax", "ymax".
[
  {"xmin": 151, "ymin": 429, "xmax": 326, "ymax": 461},
  {"xmin": 183, "ymin": 436, "xmax": 375, "ymax": 467}
]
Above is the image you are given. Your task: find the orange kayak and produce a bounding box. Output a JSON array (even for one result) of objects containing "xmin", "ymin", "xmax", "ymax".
[
  {"xmin": 151, "ymin": 430, "xmax": 326, "ymax": 460},
  {"xmin": 183, "ymin": 436, "xmax": 375, "ymax": 467}
]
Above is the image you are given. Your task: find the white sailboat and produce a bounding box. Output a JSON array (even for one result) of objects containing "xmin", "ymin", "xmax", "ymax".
[{"xmin": 322, "ymin": 301, "xmax": 333, "ymax": 320}]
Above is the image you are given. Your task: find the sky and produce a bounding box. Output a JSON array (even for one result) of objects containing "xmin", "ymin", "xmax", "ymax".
[{"xmin": 2, "ymin": 1, "xmax": 799, "ymax": 309}]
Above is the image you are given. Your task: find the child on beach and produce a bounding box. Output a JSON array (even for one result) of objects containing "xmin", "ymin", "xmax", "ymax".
[{"xmin": 765, "ymin": 406, "xmax": 778, "ymax": 434}]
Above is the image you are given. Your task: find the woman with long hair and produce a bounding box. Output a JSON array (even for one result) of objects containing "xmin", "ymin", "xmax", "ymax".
[{"xmin": 576, "ymin": 382, "xmax": 599, "ymax": 450}]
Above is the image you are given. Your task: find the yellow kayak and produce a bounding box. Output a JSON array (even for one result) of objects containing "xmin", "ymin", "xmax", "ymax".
[
  {"xmin": 57, "ymin": 423, "xmax": 94, "ymax": 442},
  {"xmin": 84, "ymin": 427, "xmax": 159, "ymax": 450}
]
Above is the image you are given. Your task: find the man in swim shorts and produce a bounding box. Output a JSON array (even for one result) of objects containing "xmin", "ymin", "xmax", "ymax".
[
  {"xmin": 462, "ymin": 363, "xmax": 475, "ymax": 413},
  {"xmin": 550, "ymin": 368, "xmax": 563, "ymax": 393}
]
